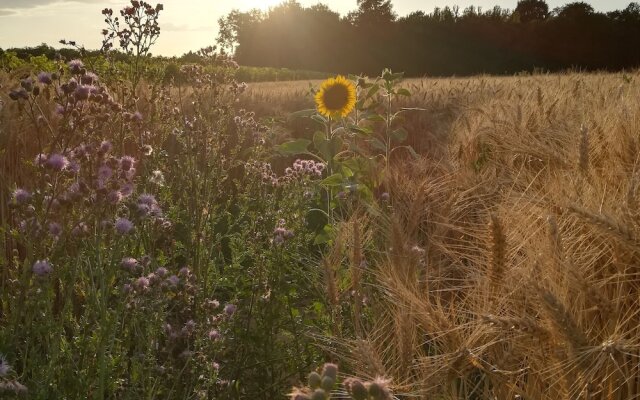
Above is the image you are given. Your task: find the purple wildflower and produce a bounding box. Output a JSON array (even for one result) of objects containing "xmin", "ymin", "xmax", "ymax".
[
  {"xmin": 80, "ymin": 72, "xmax": 98, "ymax": 85},
  {"xmin": 34, "ymin": 153, "xmax": 47, "ymax": 166},
  {"xmin": 46, "ymin": 153, "xmax": 69, "ymax": 171},
  {"xmin": 223, "ymin": 303, "xmax": 237, "ymax": 316},
  {"xmin": 98, "ymin": 165, "xmax": 113, "ymax": 181},
  {"xmin": 120, "ymin": 156, "xmax": 135, "ymax": 171},
  {"xmin": 37, "ymin": 71, "xmax": 53, "ymax": 85},
  {"xmin": 208, "ymin": 329, "xmax": 221, "ymax": 341},
  {"xmin": 48, "ymin": 222, "xmax": 62, "ymax": 237},
  {"xmin": 114, "ymin": 218, "xmax": 134, "ymax": 235},
  {"xmin": 32, "ymin": 260, "xmax": 53, "ymax": 277},
  {"xmin": 121, "ymin": 257, "xmax": 138, "ymax": 272},
  {"xmin": 107, "ymin": 190, "xmax": 122, "ymax": 204},
  {"xmin": 135, "ymin": 276, "xmax": 150, "ymax": 291},
  {"xmin": 74, "ymin": 85, "xmax": 92, "ymax": 101},
  {"xmin": 99, "ymin": 140, "xmax": 112, "ymax": 154},
  {"xmin": 120, "ymin": 183, "xmax": 134, "ymax": 197},
  {"xmin": 166, "ymin": 275, "xmax": 179, "ymax": 287},
  {"xmin": 71, "ymin": 222, "xmax": 89, "ymax": 237},
  {"xmin": 13, "ymin": 188, "xmax": 31, "ymax": 204},
  {"xmin": 68, "ymin": 59, "xmax": 84, "ymax": 74},
  {"xmin": 155, "ymin": 267, "xmax": 168, "ymax": 277},
  {"xmin": 138, "ymin": 193, "xmax": 157, "ymax": 206}
]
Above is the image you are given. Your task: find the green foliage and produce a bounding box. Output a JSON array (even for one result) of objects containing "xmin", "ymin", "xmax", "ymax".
[{"xmin": 279, "ymin": 69, "xmax": 418, "ymax": 244}]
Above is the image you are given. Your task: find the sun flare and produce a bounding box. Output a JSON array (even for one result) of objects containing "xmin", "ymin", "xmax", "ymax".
[{"xmin": 237, "ymin": 0, "xmax": 284, "ymax": 11}]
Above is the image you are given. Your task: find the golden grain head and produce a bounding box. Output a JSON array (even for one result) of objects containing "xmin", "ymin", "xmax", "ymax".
[{"xmin": 314, "ymin": 75, "xmax": 356, "ymax": 118}]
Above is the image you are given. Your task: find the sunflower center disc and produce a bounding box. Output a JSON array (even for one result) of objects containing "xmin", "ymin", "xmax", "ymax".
[{"xmin": 322, "ymin": 85, "xmax": 349, "ymax": 111}]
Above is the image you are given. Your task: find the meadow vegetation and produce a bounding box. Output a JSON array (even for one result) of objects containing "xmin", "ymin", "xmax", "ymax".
[{"xmin": 2, "ymin": 1, "xmax": 640, "ymax": 399}]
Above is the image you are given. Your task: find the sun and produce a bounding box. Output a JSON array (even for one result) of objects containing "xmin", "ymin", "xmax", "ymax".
[{"xmin": 237, "ymin": 0, "xmax": 285, "ymax": 10}]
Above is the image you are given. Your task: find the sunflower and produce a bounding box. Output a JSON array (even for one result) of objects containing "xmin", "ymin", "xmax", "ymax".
[{"xmin": 315, "ymin": 75, "xmax": 356, "ymax": 118}]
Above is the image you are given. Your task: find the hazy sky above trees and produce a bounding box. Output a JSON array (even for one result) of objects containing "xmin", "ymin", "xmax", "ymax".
[{"xmin": 0, "ymin": 0, "xmax": 632, "ymax": 56}]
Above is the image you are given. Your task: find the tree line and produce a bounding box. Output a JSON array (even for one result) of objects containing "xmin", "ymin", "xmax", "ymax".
[{"xmin": 217, "ymin": 0, "xmax": 640, "ymax": 76}]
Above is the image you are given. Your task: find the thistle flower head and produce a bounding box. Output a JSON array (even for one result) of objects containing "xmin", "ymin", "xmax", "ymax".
[
  {"xmin": 48, "ymin": 222, "xmax": 63, "ymax": 237},
  {"xmin": 80, "ymin": 72, "xmax": 98, "ymax": 85},
  {"xmin": 37, "ymin": 71, "xmax": 53, "ymax": 85},
  {"xmin": 34, "ymin": 153, "xmax": 48, "ymax": 166},
  {"xmin": 208, "ymin": 329, "xmax": 221, "ymax": 341},
  {"xmin": 121, "ymin": 257, "xmax": 138, "ymax": 272},
  {"xmin": 99, "ymin": 140, "xmax": 113, "ymax": 154},
  {"xmin": 135, "ymin": 276, "xmax": 150, "ymax": 291},
  {"xmin": 68, "ymin": 59, "xmax": 84, "ymax": 74},
  {"xmin": 114, "ymin": 218, "xmax": 134, "ymax": 235},
  {"xmin": 224, "ymin": 303, "xmax": 237, "ymax": 316},
  {"xmin": 32, "ymin": 260, "xmax": 53, "ymax": 277},
  {"xmin": 46, "ymin": 153, "xmax": 69, "ymax": 171},
  {"xmin": 120, "ymin": 156, "xmax": 135, "ymax": 171},
  {"xmin": 13, "ymin": 188, "xmax": 31, "ymax": 204}
]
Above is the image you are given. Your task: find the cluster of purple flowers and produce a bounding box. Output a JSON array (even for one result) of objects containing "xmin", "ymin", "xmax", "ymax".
[
  {"xmin": 273, "ymin": 219, "xmax": 294, "ymax": 245},
  {"xmin": 286, "ymin": 159, "xmax": 325, "ymax": 179},
  {"xmin": 246, "ymin": 159, "xmax": 325, "ymax": 188},
  {"xmin": 122, "ymin": 260, "xmax": 190, "ymax": 295},
  {"xmin": 137, "ymin": 193, "xmax": 163, "ymax": 218}
]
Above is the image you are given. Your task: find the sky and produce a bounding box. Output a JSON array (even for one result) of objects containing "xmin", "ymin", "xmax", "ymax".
[{"xmin": 0, "ymin": 0, "xmax": 633, "ymax": 56}]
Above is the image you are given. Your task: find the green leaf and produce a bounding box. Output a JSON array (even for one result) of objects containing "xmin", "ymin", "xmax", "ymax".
[
  {"xmin": 365, "ymin": 84, "xmax": 380, "ymax": 100},
  {"xmin": 314, "ymin": 224, "xmax": 335, "ymax": 245},
  {"xmin": 348, "ymin": 124, "xmax": 372, "ymax": 135},
  {"xmin": 314, "ymin": 132, "xmax": 343, "ymax": 162},
  {"xmin": 396, "ymin": 88, "xmax": 411, "ymax": 97},
  {"xmin": 289, "ymin": 108, "xmax": 316, "ymax": 120},
  {"xmin": 366, "ymin": 114, "xmax": 386, "ymax": 123},
  {"xmin": 311, "ymin": 114, "xmax": 327, "ymax": 125},
  {"xmin": 277, "ymin": 139, "xmax": 311, "ymax": 155},
  {"xmin": 390, "ymin": 127, "xmax": 408, "ymax": 143},
  {"xmin": 320, "ymin": 173, "xmax": 344, "ymax": 187},
  {"xmin": 370, "ymin": 138, "xmax": 387, "ymax": 152}
]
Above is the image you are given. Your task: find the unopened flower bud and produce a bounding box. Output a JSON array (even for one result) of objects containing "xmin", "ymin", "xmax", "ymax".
[
  {"xmin": 308, "ymin": 372, "xmax": 321, "ymax": 389},
  {"xmin": 310, "ymin": 388, "xmax": 326, "ymax": 400},
  {"xmin": 320, "ymin": 376, "xmax": 335, "ymax": 392}
]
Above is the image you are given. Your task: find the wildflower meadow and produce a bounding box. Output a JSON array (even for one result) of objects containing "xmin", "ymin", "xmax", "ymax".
[{"xmin": 2, "ymin": 1, "xmax": 640, "ymax": 399}]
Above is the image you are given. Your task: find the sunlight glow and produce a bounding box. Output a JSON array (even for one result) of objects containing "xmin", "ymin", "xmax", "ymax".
[{"xmin": 236, "ymin": 0, "xmax": 285, "ymax": 11}]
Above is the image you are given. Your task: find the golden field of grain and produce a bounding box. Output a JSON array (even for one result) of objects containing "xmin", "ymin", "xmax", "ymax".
[{"xmin": 242, "ymin": 72, "xmax": 640, "ymax": 399}]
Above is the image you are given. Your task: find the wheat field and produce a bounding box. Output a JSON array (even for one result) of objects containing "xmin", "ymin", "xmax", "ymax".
[{"xmin": 242, "ymin": 71, "xmax": 640, "ymax": 399}]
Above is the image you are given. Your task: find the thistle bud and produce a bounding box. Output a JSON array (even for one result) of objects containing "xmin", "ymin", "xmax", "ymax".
[
  {"xmin": 310, "ymin": 388, "xmax": 326, "ymax": 400},
  {"xmin": 308, "ymin": 372, "xmax": 321, "ymax": 389},
  {"xmin": 320, "ymin": 376, "xmax": 335, "ymax": 392},
  {"xmin": 321, "ymin": 363, "xmax": 338, "ymax": 380},
  {"xmin": 345, "ymin": 378, "xmax": 367, "ymax": 400}
]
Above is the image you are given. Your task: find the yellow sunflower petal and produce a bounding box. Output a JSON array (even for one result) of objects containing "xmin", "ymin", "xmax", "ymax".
[{"xmin": 315, "ymin": 75, "xmax": 356, "ymax": 118}]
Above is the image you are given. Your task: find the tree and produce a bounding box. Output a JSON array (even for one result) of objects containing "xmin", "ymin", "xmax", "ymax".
[
  {"xmin": 348, "ymin": 0, "xmax": 396, "ymax": 27},
  {"xmin": 554, "ymin": 2, "xmax": 595, "ymax": 19},
  {"xmin": 514, "ymin": 0, "xmax": 549, "ymax": 23}
]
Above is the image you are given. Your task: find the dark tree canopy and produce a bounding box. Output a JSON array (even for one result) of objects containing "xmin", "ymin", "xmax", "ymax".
[
  {"xmin": 515, "ymin": 0, "xmax": 550, "ymax": 22},
  {"xmin": 218, "ymin": 1, "xmax": 640, "ymax": 77}
]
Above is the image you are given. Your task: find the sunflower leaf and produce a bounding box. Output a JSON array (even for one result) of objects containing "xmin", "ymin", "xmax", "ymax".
[
  {"xmin": 289, "ymin": 109, "xmax": 316, "ymax": 120},
  {"xmin": 277, "ymin": 139, "xmax": 311, "ymax": 155},
  {"xmin": 320, "ymin": 173, "xmax": 344, "ymax": 187}
]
